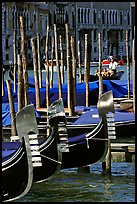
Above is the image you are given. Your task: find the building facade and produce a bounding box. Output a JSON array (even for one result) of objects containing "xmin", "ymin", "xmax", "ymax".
[{"xmin": 2, "ymin": 2, "xmax": 134, "ymax": 67}]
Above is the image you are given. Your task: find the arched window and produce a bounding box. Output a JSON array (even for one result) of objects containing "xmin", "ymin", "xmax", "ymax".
[
  {"xmin": 81, "ymin": 9, "xmax": 83, "ymax": 23},
  {"xmin": 110, "ymin": 11, "xmax": 111, "ymax": 24},
  {"xmin": 120, "ymin": 11, "xmax": 122, "ymax": 24},
  {"xmin": 84, "ymin": 9, "xmax": 86, "ymax": 23},
  {"xmin": 93, "ymin": 10, "xmax": 96, "ymax": 24},
  {"xmin": 115, "ymin": 11, "xmax": 118, "ymax": 24},
  {"xmin": 102, "ymin": 10, "xmax": 105, "ymax": 24},
  {"xmin": 127, "ymin": 11, "xmax": 130, "ymax": 25},
  {"xmin": 107, "ymin": 10, "xmax": 109, "ymax": 24},
  {"xmin": 88, "ymin": 9, "xmax": 90, "ymax": 24},
  {"xmin": 113, "ymin": 11, "xmax": 115, "ymax": 24},
  {"xmin": 78, "ymin": 8, "xmax": 80, "ymax": 23}
]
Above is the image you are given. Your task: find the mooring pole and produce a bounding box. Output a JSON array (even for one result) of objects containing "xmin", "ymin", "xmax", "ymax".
[
  {"xmin": 126, "ymin": 30, "xmax": 130, "ymax": 99},
  {"xmin": 50, "ymin": 35, "xmax": 54, "ymax": 88},
  {"xmin": 54, "ymin": 24, "xmax": 62, "ymax": 99},
  {"xmin": 6, "ymin": 80, "xmax": 17, "ymax": 136},
  {"xmin": 65, "ymin": 23, "xmax": 74, "ymax": 116},
  {"xmin": 98, "ymin": 32, "xmax": 103, "ymax": 99},
  {"xmin": 19, "ymin": 16, "xmax": 29, "ymax": 106},
  {"xmin": 78, "ymin": 40, "xmax": 82, "ymax": 83},
  {"xmin": 37, "ymin": 33, "xmax": 42, "ymax": 88},
  {"xmin": 70, "ymin": 35, "xmax": 77, "ymax": 107},
  {"xmin": 13, "ymin": 29, "xmax": 17, "ymax": 93},
  {"xmin": 84, "ymin": 34, "xmax": 89, "ymax": 107},
  {"xmin": 17, "ymin": 54, "xmax": 24, "ymax": 112},
  {"xmin": 31, "ymin": 38, "xmax": 40, "ymax": 109},
  {"xmin": 132, "ymin": 27, "xmax": 135, "ymax": 113}
]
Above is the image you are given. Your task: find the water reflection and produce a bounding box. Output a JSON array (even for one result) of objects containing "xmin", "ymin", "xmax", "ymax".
[{"xmin": 15, "ymin": 162, "xmax": 135, "ymax": 202}]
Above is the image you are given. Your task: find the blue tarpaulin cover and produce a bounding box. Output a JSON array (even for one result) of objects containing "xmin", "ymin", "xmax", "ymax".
[{"xmin": 2, "ymin": 79, "xmax": 133, "ymax": 126}]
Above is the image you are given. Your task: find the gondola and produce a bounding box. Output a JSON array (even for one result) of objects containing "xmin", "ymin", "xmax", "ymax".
[
  {"xmin": 2, "ymin": 99, "xmax": 69, "ymax": 186},
  {"xmin": 2, "ymin": 105, "xmax": 39, "ymax": 202},
  {"xmin": 81, "ymin": 70, "xmax": 124, "ymax": 82},
  {"xmin": 60, "ymin": 90, "xmax": 116, "ymax": 169}
]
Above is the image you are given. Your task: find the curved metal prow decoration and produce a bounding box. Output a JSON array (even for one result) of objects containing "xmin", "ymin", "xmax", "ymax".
[
  {"xmin": 97, "ymin": 90, "xmax": 115, "ymax": 118},
  {"xmin": 48, "ymin": 98, "xmax": 65, "ymax": 120}
]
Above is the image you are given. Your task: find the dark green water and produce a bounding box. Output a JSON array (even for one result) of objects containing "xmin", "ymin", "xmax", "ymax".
[{"xmin": 15, "ymin": 162, "xmax": 135, "ymax": 202}]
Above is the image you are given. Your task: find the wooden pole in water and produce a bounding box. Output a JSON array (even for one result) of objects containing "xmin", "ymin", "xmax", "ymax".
[
  {"xmin": 126, "ymin": 30, "xmax": 130, "ymax": 99},
  {"xmin": 2, "ymin": 65, "xmax": 4, "ymax": 96},
  {"xmin": 54, "ymin": 24, "xmax": 62, "ymax": 99},
  {"xmin": 84, "ymin": 34, "xmax": 89, "ymax": 107},
  {"xmin": 70, "ymin": 35, "xmax": 77, "ymax": 107},
  {"xmin": 78, "ymin": 40, "xmax": 82, "ymax": 82},
  {"xmin": 17, "ymin": 54, "xmax": 24, "ymax": 112},
  {"xmin": 98, "ymin": 32, "xmax": 103, "ymax": 98},
  {"xmin": 19, "ymin": 16, "xmax": 29, "ymax": 106},
  {"xmin": 102, "ymin": 139, "xmax": 111, "ymax": 174},
  {"xmin": 37, "ymin": 33, "xmax": 42, "ymax": 88},
  {"xmin": 50, "ymin": 35, "xmax": 54, "ymax": 88},
  {"xmin": 65, "ymin": 23, "xmax": 74, "ymax": 116},
  {"xmin": 13, "ymin": 29, "xmax": 17, "ymax": 93},
  {"xmin": 45, "ymin": 24, "xmax": 50, "ymax": 108},
  {"xmin": 31, "ymin": 38, "xmax": 40, "ymax": 109},
  {"xmin": 59, "ymin": 35, "xmax": 65, "ymax": 84},
  {"xmin": 132, "ymin": 27, "xmax": 135, "ymax": 113},
  {"xmin": 6, "ymin": 80, "xmax": 17, "ymax": 136}
]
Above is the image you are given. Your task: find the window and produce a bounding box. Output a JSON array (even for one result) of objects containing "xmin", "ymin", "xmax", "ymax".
[
  {"xmin": 81, "ymin": 9, "xmax": 83, "ymax": 23},
  {"xmin": 78, "ymin": 8, "xmax": 80, "ymax": 23},
  {"xmin": 94, "ymin": 47, "xmax": 97, "ymax": 52},
  {"xmin": 102, "ymin": 10, "xmax": 105, "ymax": 24},
  {"xmin": 93, "ymin": 10, "xmax": 96, "ymax": 24},
  {"xmin": 94, "ymin": 30, "xmax": 96, "ymax": 41},
  {"xmin": 84, "ymin": 9, "xmax": 86, "ymax": 23},
  {"xmin": 120, "ymin": 11, "xmax": 122, "ymax": 24},
  {"xmin": 106, "ymin": 10, "xmax": 109, "ymax": 24},
  {"xmin": 88, "ymin": 9, "xmax": 90, "ymax": 24},
  {"xmin": 5, "ymin": 38, "xmax": 9, "ymax": 48},
  {"xmin": 6, "ymin": 54, "xmax": 9, "ymax": 61},
  {"xmin": 115, "ymin": 11, "xmax": 118, "ymax": 24},
  {"xmin": 127, "ymin": 12, "xmax": 130, "ymax": 25}
]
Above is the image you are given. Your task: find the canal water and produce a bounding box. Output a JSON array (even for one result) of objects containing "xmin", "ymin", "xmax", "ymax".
[
  {"xmin": 4, "ymin": 64, "xmax": 133, "ymax": 83},
  {"xmin": 15, "ymin": 162, "xmax": 135, "ymax": 202}
]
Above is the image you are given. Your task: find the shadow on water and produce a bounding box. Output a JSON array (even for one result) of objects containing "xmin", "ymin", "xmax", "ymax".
[{"xmin": 15, "ymin": 162, "xmax": 135, "ymax": 202}]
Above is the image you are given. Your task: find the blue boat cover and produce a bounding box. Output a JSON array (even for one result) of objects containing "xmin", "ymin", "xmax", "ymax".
[
  {"xmin": 2, "ymin": 79, "xmax": 133, "ymax": 126},
  {"xmin": 73, "ymin": 109, "xmax": 135, "ymax": 125},
  {"xmin": 2, "ymin": 102, "xmax": 41, "ymax": 127}
]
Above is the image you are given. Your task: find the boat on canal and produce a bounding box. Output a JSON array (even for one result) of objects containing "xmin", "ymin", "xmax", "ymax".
[
  {"xmin": 81, "ymin": 70, "xmax": 124, "ymax": 82},
  {"xmin": 2, "ymin": 104, "xmax": 38, "ymax": 202}
]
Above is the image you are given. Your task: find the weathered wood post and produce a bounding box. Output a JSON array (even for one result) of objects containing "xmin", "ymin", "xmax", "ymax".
[
  {"xmin": 98, "ymin": 32, "xmax": 103, "ymax": 98},
  {"xmin": 17, "ymin": 54, "xmax": 24, "ymax": 112},
  {"xmin": 126, "ymin": 30, "xmax": 130, "ymax": 99},
  {"xmin": 84, "ymin": 34, "xmax": 89, "ymax": 107},
  {"xmin": 54, "ymin": 24, "xmax": 62, "ymax": 99},
  {"xmin": 19, "ymin": 16, "xmax": 29, "ymax": 106},
  {"xmin": 78, "ymin": 40, "xmax": 82, "ymax": 82},
  {"xmin": 65, "ymin": 23, "xmax": 74, "ymax": 116},
  {"xmin": 13, "ymin": 29, "xmax": 17, "ymax": 93},
  {"xmin": 132, "ymin": 27, "xmax": 135, "ymax": 113},
  {"xmin": 59, "ymin": 35, "xmax": 65, "ymax": 84},
  {"xmin": 50, "ymin": 35, "xmax": 54, "ymax": 88},
  {"xmin": 6, "ymin": 80, "xmax": 17, "ymax": 136},
  {"xmin": 37, "ymin": 33, "xmax": 42, "ymax": 88},
  {"xmin": 2, "ymin": 65, "xmax": 4, "ymax": 97},
  {"xmin": 45, "ymin": 24, "xmax": 50, "ymax": 108},
  {"xmin": 31, "ymin": 37, "xmax": 40, "ymax": 109},
  {"xmin": 70, "ymin": 35, "xmax": 77, "ymax": 107},
  {"xmin": 44, "ymin": 24, "xmax": 50, "ymax": 137},
  {"xmin": 102, "ymin": 139, "xmax": 111, "ymax": 174}
]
